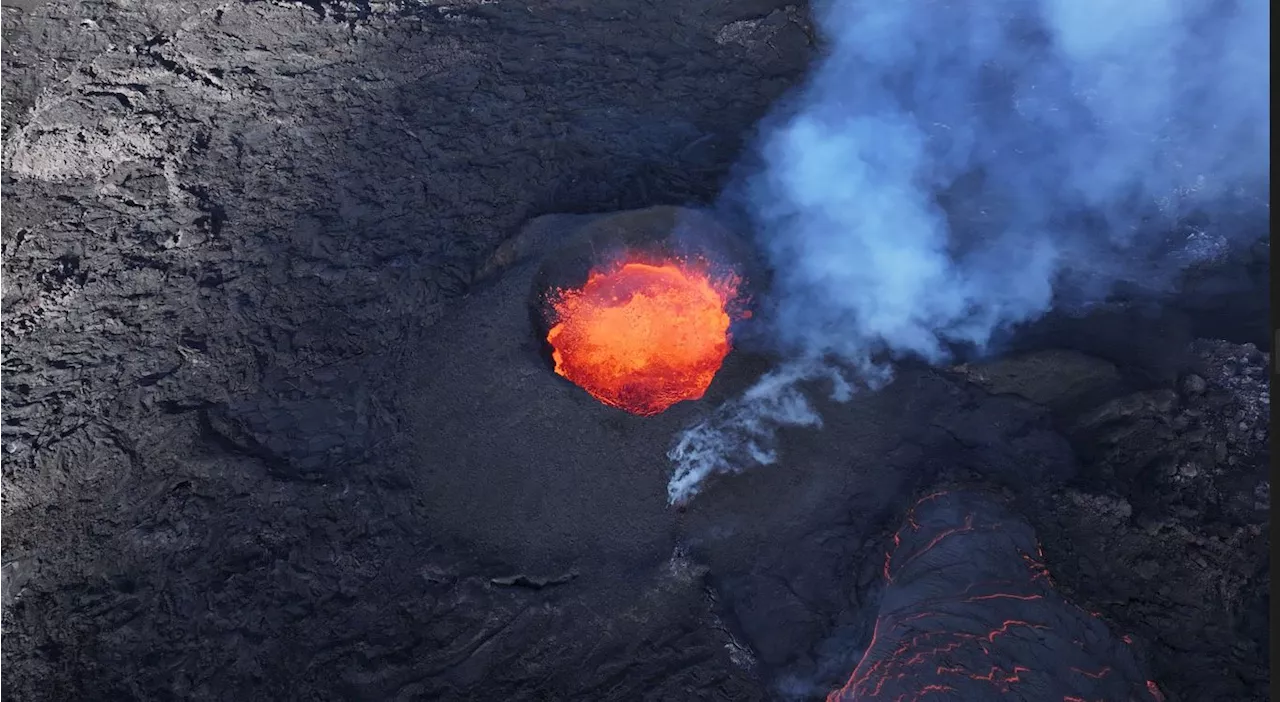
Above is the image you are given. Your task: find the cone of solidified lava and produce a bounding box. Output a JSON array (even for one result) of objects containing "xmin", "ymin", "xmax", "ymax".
[
  {"xmin": 529, "ymin": 206, "xmax": 757, "ymax": 416},
  {"xmin": 828, "ymin": 490, "xmax": 1166, "ymax": 702}
]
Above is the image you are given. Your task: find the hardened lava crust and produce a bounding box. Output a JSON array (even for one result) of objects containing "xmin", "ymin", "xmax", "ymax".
[{"xmin": 1, "ymin": 2, "xmax": 1269, "ymax": 702}]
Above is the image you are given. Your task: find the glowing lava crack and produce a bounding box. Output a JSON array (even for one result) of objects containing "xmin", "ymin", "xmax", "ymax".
[{"xmin": 545, "ymin": 257, "xmax": 741, "ymax": 416}]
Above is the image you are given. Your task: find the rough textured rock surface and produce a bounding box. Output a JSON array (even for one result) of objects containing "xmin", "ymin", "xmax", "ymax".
[
  {"xmin": 2, "ymin": 2, "xmax": 1269, "ymax": 702},
  {"xmin": 955, "ymin": 342, "xmax": 1271, "ymax": 702},
  {"xmin": 2, "ymin": 2, "xmax": 814, "ymax": 699},
  {"xmin": 829, "ymin": 489, "xmax": 1159, "ymax": 702}
]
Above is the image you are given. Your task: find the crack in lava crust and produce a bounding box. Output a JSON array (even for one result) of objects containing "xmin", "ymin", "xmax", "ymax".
[{"xmin": 546, "ymin": 256, "xmax": 741, "ymax": 416}]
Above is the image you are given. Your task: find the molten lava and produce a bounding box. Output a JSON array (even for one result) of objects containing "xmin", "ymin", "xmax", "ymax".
[{"xmin": 545, "ymin": 256, "xmax": 740, "ymax": 416}]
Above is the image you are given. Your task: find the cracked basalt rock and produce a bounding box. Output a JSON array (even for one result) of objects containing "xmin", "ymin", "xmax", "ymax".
[
  {"xmin": 960, "ymin": 341, "xmax": 1270, "ymax": 701},
  {"xmin": 2, "ymin": 2, "xmax": 813, "ymax": 699},
  {"xmin": 1, "ymin": 1, "xmax": 1268, "ymax": 701}
]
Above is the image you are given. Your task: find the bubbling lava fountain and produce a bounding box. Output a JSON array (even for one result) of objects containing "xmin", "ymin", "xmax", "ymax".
[{"xmin": 545, "ymin": 255, "xmax": 742, "ymax": 416}]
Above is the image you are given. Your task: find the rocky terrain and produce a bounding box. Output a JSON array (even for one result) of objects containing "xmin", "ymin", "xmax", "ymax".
[
  {"xmin": 955, "ymin": 341, "xmax": 1271, "ymax": 701},
  {"xmin": 2, "ymin": 2, "xmax": 1270, "ymax": 701}
]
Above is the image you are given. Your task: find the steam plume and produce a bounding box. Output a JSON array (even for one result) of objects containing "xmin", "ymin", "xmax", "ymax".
[{"xmin": 669, "ymin": 0, "xmax": 1269, "ymax": 504}]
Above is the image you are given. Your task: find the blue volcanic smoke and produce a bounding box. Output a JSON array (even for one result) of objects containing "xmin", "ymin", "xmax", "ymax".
[{"xmin": 668, "ymin": 0, "xmax": 1269, "ymax": 504}]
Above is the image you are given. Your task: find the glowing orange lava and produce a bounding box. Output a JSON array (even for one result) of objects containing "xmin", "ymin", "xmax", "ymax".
[{"xmin": 546, "ymin": 256, "xmax": 741, "ymax": 416}]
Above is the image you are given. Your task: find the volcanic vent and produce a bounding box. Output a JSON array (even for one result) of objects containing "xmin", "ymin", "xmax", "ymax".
[
  {"xmin": 530, "ymin": 207, "xmax": 755, "ymax": 416},
  {"xmin": 405, "ymin": 206, "xmax": 772, "ymax": 574}
]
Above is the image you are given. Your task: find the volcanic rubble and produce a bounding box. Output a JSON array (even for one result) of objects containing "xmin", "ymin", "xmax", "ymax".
[{"xmin": 1, "ymin": 2, "xmax": 1271, "ymax": 702}]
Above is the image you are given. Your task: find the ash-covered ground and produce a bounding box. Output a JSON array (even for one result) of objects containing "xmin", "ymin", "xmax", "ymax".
[{"xmin": 1, "ymin": 2, "xmax": 1270, "ymax": 701}]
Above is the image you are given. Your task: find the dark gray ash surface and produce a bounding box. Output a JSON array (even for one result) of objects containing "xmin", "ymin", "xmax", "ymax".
[{"xmin": 1, "ymin": 2, "xmax": 1268, "ymax": 701}]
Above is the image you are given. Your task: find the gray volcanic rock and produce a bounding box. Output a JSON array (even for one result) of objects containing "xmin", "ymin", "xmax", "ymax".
[
  {"xmin": 1, "ymin": 2, "xmax": 815, "ymax": 699},
  {"xmin": 958, "ymin": 342, "xmax": 1271, "ymax": 701},
  {"xmin": 1, "ymin": 2, "xmax": 1268, "ymax": 702}
]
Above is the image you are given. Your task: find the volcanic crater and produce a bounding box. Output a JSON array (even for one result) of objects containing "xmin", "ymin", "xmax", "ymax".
[{"xmin": 1, "ymin": 2, "xmax": 1270, "ymax": 702}]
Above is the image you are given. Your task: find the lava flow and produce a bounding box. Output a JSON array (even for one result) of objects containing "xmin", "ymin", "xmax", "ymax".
[
  {"xmin": 545, "ymin": 255, "xmax": 741, "ymax": 416},
  {"xmin": 827, "ymin": 490, "xmax": 1166, "ymax": 702}
]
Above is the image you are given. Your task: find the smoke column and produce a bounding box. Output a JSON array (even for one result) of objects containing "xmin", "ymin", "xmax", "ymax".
[{"xmin": 668, "ymin": 0, "xmax": 1269, "ymax": 504}]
